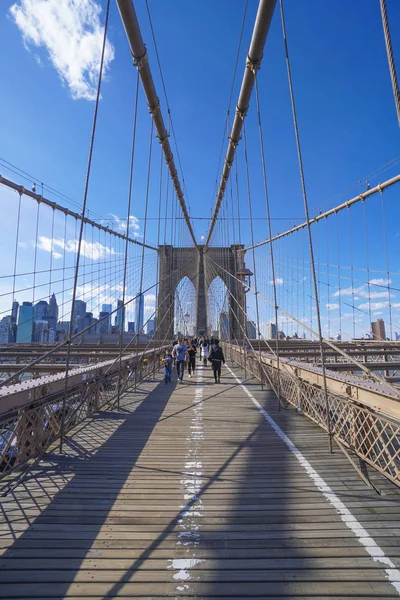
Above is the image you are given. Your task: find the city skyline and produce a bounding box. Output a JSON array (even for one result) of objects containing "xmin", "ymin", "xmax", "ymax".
[{"xmin": 0, "ymin": 292, "xmax": 155, "ymax": 344}]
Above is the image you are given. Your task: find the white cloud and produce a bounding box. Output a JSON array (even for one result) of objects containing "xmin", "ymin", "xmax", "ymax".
[
  {"xmin": 358, "ymin": 301, "xmax": 389, "ymax": 311},
  {"xmin": 10, "ymin": 0, "xmax": 115, "ymax": 100},
  {"xmin": 326, "ymin": 303, "xmax": 339, "ymax": 311},
  {"xmin": 269, "ymin": 278, "xmax": 284, "ymax": 285},
  {"xmin": 37, "ymin": 236, "xmax": 117, "ymax": 260},
  {"xmin": 110, "ymin": 214, "xmax": 142, "ymax": 238},
  {"xmin": 144, "ymin": 294, "xmax": 156, "ymax": 317},
  {"xmin": 369, "ymin": 278, "xmax": 391, "ymax": 286},
  {"xmin": 334, "ymin": 284, "xmax": 392, "ymax": 300}
]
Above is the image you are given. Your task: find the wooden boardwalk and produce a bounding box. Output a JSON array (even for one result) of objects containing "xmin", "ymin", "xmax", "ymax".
[{"xmin": 1, "ymin": 360, "xmax": 400, "ymax": 598}]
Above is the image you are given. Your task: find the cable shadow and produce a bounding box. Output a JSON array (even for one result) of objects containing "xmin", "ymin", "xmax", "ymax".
[{"xmin": 0, "ymin": 377, "xmax": 174, "ymax": 597}]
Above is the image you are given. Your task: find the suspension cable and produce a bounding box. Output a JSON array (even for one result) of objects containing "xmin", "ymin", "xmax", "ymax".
[
  {"xmin": 279, "ymin": 0, "xmax": 332, "ymax": 451},
  {"xmin": 379, "ymin": 0, "xmax": 400, "ymax": 127},
  {"xmin": 60, "ymin": 0, "xmax": 111, "ymax": 452}
]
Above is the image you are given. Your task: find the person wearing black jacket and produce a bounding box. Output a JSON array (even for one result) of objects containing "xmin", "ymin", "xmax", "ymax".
[{"xmin": 208, "ymin": 339, "xmax": 225, "ymax": 383}]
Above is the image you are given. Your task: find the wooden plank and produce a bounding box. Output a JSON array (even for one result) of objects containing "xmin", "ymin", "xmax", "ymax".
[{"xmin": 1, "ymin": 363, "xmax": 400, "ymax": 598}]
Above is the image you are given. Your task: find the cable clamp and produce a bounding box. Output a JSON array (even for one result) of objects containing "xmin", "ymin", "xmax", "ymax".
[
  {"xmin": 236, "ymin": 105, "xmax": 248, "ymax": 120},
  {"xmin": 149, "ymin": 99, "xmax": 160, "ymax": 117},
  {"xmin": 133, "ymin": 48, "xmax": 148, "ymax": 70},
  {"xmin": 246, "ymin": 54, "xmax": 262, "ymax": 75},
  {"xmin": 228, "ymin": 136, "xmax": 239, "ymax": 149},
  {"xmin": 158, "ymin": 134, "xmax": 169, "ymax": 147}
]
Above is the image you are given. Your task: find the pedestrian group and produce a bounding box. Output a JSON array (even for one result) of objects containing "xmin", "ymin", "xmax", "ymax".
[{"xmin": 162, "ymin": 336, "xmax": 225, "ymax": 385}]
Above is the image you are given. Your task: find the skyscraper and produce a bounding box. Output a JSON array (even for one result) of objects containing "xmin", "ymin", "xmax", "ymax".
[
  {"xmin": 0, "ymin": 316, "xmax": 13, "ymax": 344},
  {"xmin": 47, "ymin": 293, "xmax": 58, "ymax": 332},
  {"xmin": 265, "ymin": 323, "xmax": 277, "ymax": 340},
  {"xmin": 10, "ymin": 300, "xmax": 19, "ymax": 342},
  {"xmin": 371, "ymin": 319, "xmax": 386, "ymax": 340},
  {"xmin": 72, "ymin": 300, "xmax": 86, "ymax": 334},
  {"xmin": 146, "ymin": 319, "xmax": 155, "ymax": 336},
  {"xmin": 115, "ymin": 300, "xmax": 125, "ymax": 332},
  {"xmin": 246, "ymin": 320, "xmax": 257, "ymax": 339},
  {"xmin": 34, "ymin": 300, "xmax": 49, "ymax": 321},
  {"xmin": 135, "ymin": 294, "xmax": 144, "ymax": 334},
  {"xmin": 11, "ymin": 300, "xmax": 19, "ymax": 322},
  {"xmin": 16, "ymin": 302, "xmax": 34, "ymax": 343},
  {"xmin": 33, "ymin": 320, "xmax": 49, "ymax": 343}
]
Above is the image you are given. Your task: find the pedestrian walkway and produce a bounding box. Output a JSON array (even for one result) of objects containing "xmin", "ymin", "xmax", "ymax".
[{"xmin": 1, "ymin": 361, "xmax": 400, "ymax": 598}]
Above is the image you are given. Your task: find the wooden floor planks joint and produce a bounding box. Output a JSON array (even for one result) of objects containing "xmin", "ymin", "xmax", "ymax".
[{"xmin": 1, "ymin": 360, "xmax": 400, "ymax": 598}]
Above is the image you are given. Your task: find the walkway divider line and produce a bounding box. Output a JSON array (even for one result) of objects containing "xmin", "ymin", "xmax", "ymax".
[{"xmin": 225, "ymin": 363, "xmax": 400, "ymax": 594}]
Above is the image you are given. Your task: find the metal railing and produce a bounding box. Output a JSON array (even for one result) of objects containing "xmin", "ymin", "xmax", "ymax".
[
  {"xmin": 0, "ymin": 346, "xmax": 167, "ymax": 480},
  {"xmin": 226, "ymin": 343, "xmax": 400, "ymax": 488}
]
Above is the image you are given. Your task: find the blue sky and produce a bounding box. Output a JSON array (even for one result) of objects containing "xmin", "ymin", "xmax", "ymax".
[{"xmin": 1, "ymin": 0, "xmax": 400, "ymax": 339}]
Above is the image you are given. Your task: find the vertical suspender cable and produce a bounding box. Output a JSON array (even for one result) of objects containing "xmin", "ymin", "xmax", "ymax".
[
  {"xmin": 59, "ymin": 0, "xmax": 111, "ymax": 452},
  {"xmin": 379, "ymin": 0, "xmax": 400, "ymax": 127},
  {"xmin": 117, "ymin": 70, "xmax": 140, "ymax": 409},
  {"xmin": 381, "ymin": 190, "xmax": 393, "ymax": 340},
  {"xmin": 255, "ymin": 79, "xmax": 281, "ymax": 408},
  {"xmin": 136, "ymin": 119, "xmax": 154, "ymax": 377},
  {"xmin": 279, "ymin": 0, "xmax": 332, "ymax": 451},
  {"xmin": 243, "ymin": 124, "xmax": 264, "ymax": 388}
]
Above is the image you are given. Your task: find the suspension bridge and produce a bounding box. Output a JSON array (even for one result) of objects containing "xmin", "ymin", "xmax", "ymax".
[{"xmin": 1, "ymin": 0, "xmax": 400, "ymax": 597}]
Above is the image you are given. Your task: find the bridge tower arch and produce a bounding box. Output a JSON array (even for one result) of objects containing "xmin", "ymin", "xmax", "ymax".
[{"xmin": 157, "ymin": 245, "xmax": 249, "ymax": 341}]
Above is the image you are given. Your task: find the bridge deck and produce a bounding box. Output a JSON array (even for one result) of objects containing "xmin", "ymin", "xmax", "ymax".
[{"xmin": 1, "ymin": 362, "xmax": 400, "ymax": 598}]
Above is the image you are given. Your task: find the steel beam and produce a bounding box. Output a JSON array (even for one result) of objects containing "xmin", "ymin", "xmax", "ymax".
[
  {"xmin": 242, "ymin": 174, "xmax": 400, "ymax": 251},
  {"xmin": 0, "ymin": 345, "xmax": 167, "ymax": 416},
  {"xmin": 227, "ymin": 343, "xmax": 400, "ymax": 421},
  {"xmin": 204, "ymin": 0, "xmax": 277, "ymax": 249},
  {"xmin": 0, "ymin": 175, "xmax": 157, "ymax": 251},
  {"xmin": 116, "ymin": 0, "xmax": 198, "ymax": 249}
]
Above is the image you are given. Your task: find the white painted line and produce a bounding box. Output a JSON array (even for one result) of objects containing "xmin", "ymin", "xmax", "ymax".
[
  {"xmin": 225, "ymin": 363, "xmax": 400, "ymax": 594},
  {"xmin": 171, "ymin": 369, "xmax": 205, "ymax": 589}
]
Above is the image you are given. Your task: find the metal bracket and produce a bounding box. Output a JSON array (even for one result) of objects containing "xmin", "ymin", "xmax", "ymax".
[
  {"xmin": 133, "ymin": 48, "xmax": 148, "ymax": 70},
  {"xmin": 246, "ymin": 54, "xmax": 262, "ymax": 75},
  {"xmin": 336, "ymin": 439, "xmax": 384, "ymax": 495}
]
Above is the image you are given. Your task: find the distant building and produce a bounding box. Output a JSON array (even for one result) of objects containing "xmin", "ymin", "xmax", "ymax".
[
  {"xmin": 73, "ymin": 300, "xmax": 86, "ymax": 334},
  {"xmin": 246, "ymin": 320, "xmax": 257, "ymax": 339},
  {"xmin": 98, "ymin": 311, "xmax": 111, "ymax": 335},
  {"xmin": 102, "ymin": 304, "xmax": 112, "ymax": 314},
  {"xmin": 10, "ymin": 300, "xmax": 19, "ymax": 342},
  {"xmin": 11, "ymin": 300, "xmax": 19, "ymax": 322},
  {"xmin": 336, "ymin": 333, "xmax": 342, "ymax": 341},
  {"xmin": 57, "ymin": 321, "xmax": 70, "ymax": 341},
  {"xmin": 371, "ymin": 319, "xmax": 386, "ymax": 341},
  {"xmin": 0, "ymin": 316, "xmax": 13, "ymax": 344},
  {"xmin": 33, "ymin": 320, "xmax": 49, "ymax": 343},
  {"xmin": 265, "ymin": 323, "xmax": 277, "ymax": 340},
  {"xmin": 16, "ymin": 302, "xmax": 34, "ymax": 343},
  {"xmin": 48, "ymin": 293, "xmax": 58, "ymax": 332},
  {"xmin": 128, "ymin": 322, "xmax": 135, "ymax": 333},
  {"xmin": 395, "ymin": 332, "xmax": 399, "ymax": 341},
  {"xmin": 34, "ymin": 300, "xmax": 49, "ymax": 321},
  {"xmin": 219, "ymin": 312, "xmax": 230, "ymax": 341},
  {"xmin": 115, "ymin": 300, "xmax": 125, "ymax": 332},
  {"xmin": 84, "ymin": 312, "xmax": 97, "ymax": 334},
  {"xmin": 147, "ymin": 319, "xmax": 155, "ymax": 337},
  {"xmin": 135, "ymin": 294, "xmax": 144, "ymax": 334}
]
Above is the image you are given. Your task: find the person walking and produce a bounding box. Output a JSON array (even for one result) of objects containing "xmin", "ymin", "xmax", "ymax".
[
  {"xmin": 208, "ymin": 338, "xmax": 225, "ymax": 383},
  {"xmin": 202, "ymin": 342, "xmax": 209, "ymax": 367},
  {"xmin": 173, "ymin": 338, "xmax": 188, "ymax": 384},
  {"xmin": 187, "ymin": 343, "xmax": 197, "ymax": 378},
  {"xmin": 162, "ymin": 350, "xmax": 173, "ymax": 384}
]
